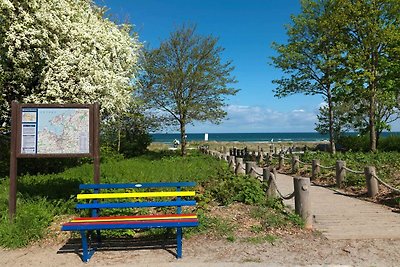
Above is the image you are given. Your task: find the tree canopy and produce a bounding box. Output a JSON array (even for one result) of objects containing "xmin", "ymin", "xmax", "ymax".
[
  {"xmin": 0, "ymin": 0, "xmax": 142, "ymax": 129},
  {"xmin": 140, "ymin": 25, "xmax": 238, "ymax": 155},
  {"xmin": 272, "ymin": 0, "xmax": 400, "ymax": 152},
  {"xmin": 271, "ymin": 0, "xmax": 345, "ymax": 153}
]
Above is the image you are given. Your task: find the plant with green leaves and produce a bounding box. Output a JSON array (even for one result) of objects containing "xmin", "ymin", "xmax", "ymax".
[
  {"xmin": 335, "ymin": 0, "xmax": 400, "ymax": 151},
  {"xmin": 0, "ymin": 0, "xmax": 142, "ymax": 129},
  {"xmin": 271, "ymin": 0, "xmax": 346, "ymax": 154},
  {"xmin": 101, "ymin": 101, "xmax": 158, "ymax": 157},
  {"xmin": 139, "ymin": 25, "xmax": 238, "ymax": 156}
]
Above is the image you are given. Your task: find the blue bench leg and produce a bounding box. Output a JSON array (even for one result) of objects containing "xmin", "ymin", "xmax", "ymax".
[
  {"xmin": 80, "ymin": 231, "xmax": 96, "ymax": 263},
  {"xmin": 96, "ymin": 230, "xmax": 102, "ymax": 244},
  {"xmin": 176, "ymin": 227, "xmax": 182, "ymax": 259},
  {"xmin": 80, "ymin": 231, "xmax": 89, "ymax": 263}
]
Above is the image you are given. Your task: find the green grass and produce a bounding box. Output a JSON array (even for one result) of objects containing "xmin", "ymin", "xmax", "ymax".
[
  {"xmin": 0, "ymin": 149, "xmax": 304, "ymax": 248},
  {"xmin": 0, "ymin": 150, "xmax": 224, "ymax": 248}
]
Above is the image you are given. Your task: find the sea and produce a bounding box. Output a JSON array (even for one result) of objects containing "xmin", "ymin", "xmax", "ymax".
[{"xmin": 150, "ymin": 132, "xmax": 400, "ymax": 144}]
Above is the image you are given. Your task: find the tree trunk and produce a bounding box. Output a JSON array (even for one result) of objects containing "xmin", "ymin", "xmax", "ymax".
[
  {"xmin": 180, "ymin": 121, "xmax": 187, "ymax": 156},
  {"xmin": 369, "ymin": 95, "xmax": 377, "ymax": 152},
  {"xmin": 117, "ymin": 127, "xmax": 121, "ymax": 153},
  {"xmin": 327, "ymin": 87, "xmax": 336, "ymax": 154},
  {"xmin": 369, "ymin": 52, "xmax": 378, "ymax": 152}
]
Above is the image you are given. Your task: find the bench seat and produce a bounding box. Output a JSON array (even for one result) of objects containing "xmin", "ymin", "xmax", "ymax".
[{"xmin": 62, "ymin": 214, "xmax": 199, "ymax": 231}]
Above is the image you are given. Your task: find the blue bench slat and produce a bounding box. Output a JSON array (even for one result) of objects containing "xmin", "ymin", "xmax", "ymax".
[
  {"xmin": 79, "ymin": 182, "xmax": 196, "ymax": 190},
  {"xmin": 76, "ymin": 200, "xmax": 197, "ymax": 209},
  {"xmin": 62, "ymin": 221, "xmax": 199, "ymax": 231}
]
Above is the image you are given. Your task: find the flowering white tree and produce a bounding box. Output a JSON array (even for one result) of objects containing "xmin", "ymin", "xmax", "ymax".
[{"xmin": 0, "ymin": 0, "xmax": 142, "ymax": 128}]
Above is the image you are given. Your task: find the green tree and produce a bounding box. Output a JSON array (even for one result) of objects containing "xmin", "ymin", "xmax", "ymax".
[
  {"xmin": 101, "ymin": 101, "xmax": 159, "ymax": 157},
  {"xmin": 0, "ymin": 0, "xmax": 142, "ymax": 130},
  {"xmin": 337, "ymin": 0, "xmax": 400, "ymax": 152},
  {"xmin": 271, "ymin": 0, "xmax": 345, "ymax": 154},
  {"xmin": 315, "ymin": 101, "xmax": 351, "ymax": 140},
  {"xmin": 140, "ymin": 25, "xmax": 238, "ymax": 156}
]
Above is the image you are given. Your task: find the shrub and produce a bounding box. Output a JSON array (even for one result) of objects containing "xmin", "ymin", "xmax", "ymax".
[
  {"xmin": 378, "ymin": 135, "xmax": 400, "ymax": 152},
  {"xmin": 337, "ymin": 135, "xmax": 369, "ymax": 152},
  {"xmin": 0, "ymin": 198, "xmax": 55, "ymax": 248},
  {"xmin": 207, "ymin": 170, "xmax": 265, "ymax": 205}
]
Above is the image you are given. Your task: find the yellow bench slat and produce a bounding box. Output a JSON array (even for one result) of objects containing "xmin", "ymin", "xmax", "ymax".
[
  {"xmin": 71, "ymin": 215, "xmax": 197, "ymax": 223},
  {"xmin": 77, "ymin": 191, "xmax": 195, "ymax": 200}
]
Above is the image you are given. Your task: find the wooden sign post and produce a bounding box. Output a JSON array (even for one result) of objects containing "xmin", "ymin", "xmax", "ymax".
[{"xmin": 9, "ymin": 101, "xmax": 100, "ymax": 219}]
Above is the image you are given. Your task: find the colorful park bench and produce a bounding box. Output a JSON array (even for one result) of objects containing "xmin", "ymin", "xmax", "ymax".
[{"xmin": 61, "ymin": 182, "xmax": 199, "ymax": 262}]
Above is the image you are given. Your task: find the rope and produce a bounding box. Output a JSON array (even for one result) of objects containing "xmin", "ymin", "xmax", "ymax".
[
  {"xmin": 269, "ymin": 173, "xmax": 295, "ymax": 200},
  {"xmin": 296, "ymin": 159, "xmax": 310, "ymax": 165},
  {"xmin": 316, "ymin": 163, "xmax": 335, "ymax": 170},
  {"xmin": 342, "ymin": 166, "xmax": 364, "ymax": 174},
  {"xmin": 372, "ymin": 174, "xmax": 400, "ymax": 193},
  {"xmin": 251, "ymin": 167, "xmax": 263, "ymax": 176}
]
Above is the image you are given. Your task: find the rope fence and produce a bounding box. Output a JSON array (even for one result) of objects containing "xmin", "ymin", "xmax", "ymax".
[
  {"xmin": 316, "ymin": 163, "xmax": 335, "ymax": 170},
  {"xmin": 201, "ymin": 147, "xmax": 317, "ymax": 229},
  {"xmin": 202, "ymin": 146, "xmax": 400, "ymax": 199},
  {"xmin": 373, "ymin": 173, "xmax": 400, "ymax": 194},
  {"xmin": 270, "ymin": 172, "xmax": 295, "ymax": 200},
  {"xmin": 342, "ymin": 166, "xmax": 364, "ymax": 175}
]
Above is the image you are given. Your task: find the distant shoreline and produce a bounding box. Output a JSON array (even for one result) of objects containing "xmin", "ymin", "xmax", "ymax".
[
  {"xmin": 151, "ymin": 132, "xmax": 400, "ymax": 144},
  {"xmin": 151, "ymin": 132, "xmax": 332, "ymax": 144}
]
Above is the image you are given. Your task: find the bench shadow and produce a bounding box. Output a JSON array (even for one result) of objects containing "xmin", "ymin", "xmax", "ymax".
[{"xmin": 57, "ymin": 233, "xmax": 178, "ymax": 260}]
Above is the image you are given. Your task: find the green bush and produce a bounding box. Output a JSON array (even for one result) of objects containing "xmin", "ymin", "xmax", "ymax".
[
  {"xmin": 0, "ymin": 135, "xmax": 10, "ymax": 178},
  {"xmin": 207, "ymin": 170, "xmax": 265, "ymax": 205},
  {"xmin": 0, "ymin": 198, "xmax": 56, "ymax": 248},
  {"xmin": 378, "ymin": 135, "xmax": 400, "ymax": 152},
  {"xmin": 337, "ymin": 135, "xmax": 369, "ymax": 152}
]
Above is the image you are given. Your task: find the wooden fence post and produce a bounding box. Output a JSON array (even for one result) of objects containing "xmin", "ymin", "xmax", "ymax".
[
  {"xmin": 245, "ymin": 161, "xmax": 256, "ymax": 175},
  {"xmin": 279, "ymin": 154, "xmax": 284, "ymax": 170},
  {"xmin": 224, "ymin": 153, "xmax": 229, "ymax": 162},
  {"xmin": 256, "ymin": 152, "xmax": 261, "ymax": 164},
  {"xmin": 364, "ymin": 166, "xmax": 379, "ymax": 197},
  {"xmin": 228, "ymin": 156, "xmax": 236, "ymax": 172},
  {"xmin": 293, "ymin": 176, "xmax": 312, "ymax": 229},
  {"xmin": 291, "ymin": 155, "xmax": 299, "ymax": 173},
  {"xmin": 235, "ymin": 158, "xmax": 245, "ymax": 175},
  {"xmin": 265, "ymin": 168, "xmax": 277, "ymax": 198},
  {"xmin": 335, "ymin": 160, "xmax": 346, "ymax": 188},
  {"xmin": 311, "ymin": 159, "xmax": 320, "ymax": 180}
]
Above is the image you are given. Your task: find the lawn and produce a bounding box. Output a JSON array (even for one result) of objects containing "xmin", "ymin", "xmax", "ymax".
[{"xmin": 0, "ymin": 150, "xmax": 303, "ymax": 248}]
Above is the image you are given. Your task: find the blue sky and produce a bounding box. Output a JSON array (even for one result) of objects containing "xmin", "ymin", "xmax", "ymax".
[{"xmin": 95, "ymin": 0, "xmax": 399, "ymax": 133}]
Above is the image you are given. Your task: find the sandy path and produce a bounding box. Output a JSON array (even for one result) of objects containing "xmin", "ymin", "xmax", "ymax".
[{"xmin": 1, "ymin": 234, "xmax": 400, "ymax": 267}]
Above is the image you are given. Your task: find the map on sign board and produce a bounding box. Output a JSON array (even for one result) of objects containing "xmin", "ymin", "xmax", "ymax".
[{"xmin": 21, "ymin": 108, "xmax": 90, "ymax": 154}]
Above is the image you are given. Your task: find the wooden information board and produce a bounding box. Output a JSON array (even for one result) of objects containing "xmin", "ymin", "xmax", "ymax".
[{"xmin": 9, "ymin": 102, "xmax": 100, "ymax": 219}]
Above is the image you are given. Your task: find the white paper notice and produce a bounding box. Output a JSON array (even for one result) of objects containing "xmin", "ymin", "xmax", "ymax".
[{"xmin": 21, "ymin": 124, "xmax": 37, "ymax": 153}]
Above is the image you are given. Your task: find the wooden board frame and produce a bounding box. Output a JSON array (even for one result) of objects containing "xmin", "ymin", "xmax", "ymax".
[
  {"xmin": 9, "ymin": 101, "xmax": 101, "ymax": 219},
  {"xmin": 15, "ymin": 103, "xmax": 95, "ymax": 158}
]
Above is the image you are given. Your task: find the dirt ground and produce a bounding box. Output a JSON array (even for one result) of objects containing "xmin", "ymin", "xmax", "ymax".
[
  {"xmin": 1, "ymin": 233, "xmax": 400, "ymax": 267},
  {"xmin": 1, "ymin": 202, "xmax": 400, "ymax": 267}
]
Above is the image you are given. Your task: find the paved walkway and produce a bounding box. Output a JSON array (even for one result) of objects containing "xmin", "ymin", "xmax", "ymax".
[{"xmin": 263, "ymin": 170, "xmax": 400, "ymax": 240}]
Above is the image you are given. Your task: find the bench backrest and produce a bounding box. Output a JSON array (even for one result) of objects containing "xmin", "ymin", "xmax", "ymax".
[{"xmin": 77, "ymin": 182, "xmax": 196, "ymax": 216}]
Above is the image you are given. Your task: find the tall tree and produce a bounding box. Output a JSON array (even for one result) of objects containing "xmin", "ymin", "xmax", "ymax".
[
  {"xmin": 0, "ymin": 0, "xmax": 142, "ymax": 131},
  {"xmin": 315, "ymin": 101, "xmax": 352, "ymax": 140},
  {"xmin": 271, "ymin": 0, "xmax": 345, "ymax": 154},
  {"xmin": 101, "ymin": 102, "xmax": 157, "ymax": 157},
  {"xmin": 140, "ymin": 25, "xmax": 238, "ymax": 156},
  {"xmin": 337, "ymin": 0, "xmax": 400, "ymax": 152}
]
